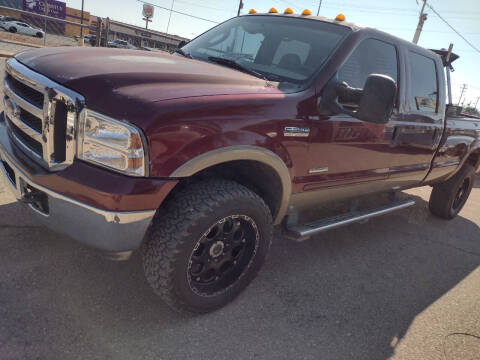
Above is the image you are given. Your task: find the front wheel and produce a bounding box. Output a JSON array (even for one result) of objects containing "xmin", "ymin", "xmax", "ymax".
[
  {"xmin": 8, "ymin": 27, "xmax": 16, "ymax": 33},
  {"xmin": 429, "ymin": 163, "xmax": 476, "ymax": 219},
  {"xmin": 142, "ymin": 179, "xmax": 273, "ymax": 313},
  {"xmin": 35, "ymin": 32, "xmax": 43, "ymax": 38}
]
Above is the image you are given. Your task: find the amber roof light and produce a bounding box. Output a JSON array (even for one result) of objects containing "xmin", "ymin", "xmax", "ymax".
[
  {"xmin": 248, "ymin": 8, "xmax": 257, "ymax": 14},
  {"xmin": 302, "ymin": 9, "xmax": 311, "ymax": 16},
  {"xmin": 269, "ymin": 7, "xmax": 278, "ymax": 13},
  {"xmin": 284, "ymin": 8, "xmax": 293, "ymax": 14},
  {"xmin": 335, "ymin": 13, "xmax": 346, "ymax": 21}
]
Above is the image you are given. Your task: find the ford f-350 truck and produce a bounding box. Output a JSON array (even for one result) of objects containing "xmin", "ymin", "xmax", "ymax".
[{"xmin": 1, "ymin": 11, "xmax": 479, "ymax": 313}]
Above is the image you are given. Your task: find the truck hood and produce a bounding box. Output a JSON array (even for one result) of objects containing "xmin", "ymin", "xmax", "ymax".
[{"xmin": 15, "ymin": 46, "xmax": 280, "ymax": 108}]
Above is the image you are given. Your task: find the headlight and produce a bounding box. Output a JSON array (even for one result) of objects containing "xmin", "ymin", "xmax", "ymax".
[{"xmin": 77, "ymin": 110, "xmax": 148, "ymax": 176}]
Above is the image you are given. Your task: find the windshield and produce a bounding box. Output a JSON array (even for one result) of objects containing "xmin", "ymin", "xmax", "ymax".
[{"xmin": 182, "ymin": 15, "xmax": 351, "ymax": 90}]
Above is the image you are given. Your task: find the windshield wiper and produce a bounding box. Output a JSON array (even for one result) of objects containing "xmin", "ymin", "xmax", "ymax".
[
  {"xmin": 174, "ymin": 48, "xmax": 192, "ymax": 58},
  {"xmin": 207, "ymin": 56, "xmax": 267, "ymax": 80}
]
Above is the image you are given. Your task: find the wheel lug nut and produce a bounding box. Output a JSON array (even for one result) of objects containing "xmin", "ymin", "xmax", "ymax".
[
  {"xmin": 242, "ymin": 239, "xmax": 246, "ymax": 243},
  {"xmin": 215, "ymin": 276, "xmax": 219, "ymax": 280},
  {"xmin": 196, "ymin": 277, "xmax": 201, "ymax": 281},
  {"xmin": 233, "ymin": 261, "xmax": 237, "ymax": 265}
]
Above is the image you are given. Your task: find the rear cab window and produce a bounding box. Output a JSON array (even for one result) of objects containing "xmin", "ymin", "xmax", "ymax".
[{"xmin": 407, "ymin": 51, "xmax": 438, "ymax": 113}]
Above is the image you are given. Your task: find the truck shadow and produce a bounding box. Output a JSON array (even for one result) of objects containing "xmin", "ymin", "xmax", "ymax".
[
  {"xmin": 474, "ymin": 173, "xmax": 480, "ymax": 188},
  {"xmin": 0, "ymin": 190, "xmax": 479, "ymax": 359}
]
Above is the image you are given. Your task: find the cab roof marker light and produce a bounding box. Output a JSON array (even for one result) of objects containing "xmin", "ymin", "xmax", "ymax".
[
  {"xmin": 248, "ymin": 9, "xmax": 256, "ymax": 14},
  {"xmin": 284, "ymin": 8, "xmax": 293, "ymax": 14},
  {"xmin": 301, "ymin": 9, "xmax": 311, "ymax": 16},
  {"xmin": 335, "ymin": 13, "xmax": 346, "ymax": 21},
  {"xmin": 269, "ymin": 7, "xmax": 278, "ymax": 13}
]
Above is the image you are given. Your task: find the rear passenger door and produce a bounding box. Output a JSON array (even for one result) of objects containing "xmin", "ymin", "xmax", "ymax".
[
  {"xmin": 307, "ymin": 38, "xmax": 400, "ymax": 194},
  {"xmin": 386, "ymin": 50, "xmax": 443, "ymax": 188}
]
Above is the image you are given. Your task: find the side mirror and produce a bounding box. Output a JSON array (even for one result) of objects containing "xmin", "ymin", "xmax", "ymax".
[
  {"xmin": 318, "ymin": 74, "xmax": 397, "ymax": 124},
  {"xmin": 356, "ymin": 74, "xmax": 397, "ymax": 124}
]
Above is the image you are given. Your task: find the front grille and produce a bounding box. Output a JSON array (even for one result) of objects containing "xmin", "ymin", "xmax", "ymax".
[
  {"xmin": 6, "ymin": 116, "xmax": 43, "ymax": 156},
  {"xmin": 5, "ymin": 73, "xmax": 44, "ymax": 108},
  {"xmin": 3, "ymin": 58, "xmax": 84, "ymax": 170},
  {"xmin": 2, "ymin": 160, "xmax": 15, "ymax": 185},
  {"xmin": 19, "ymin": 108, "xmax": 42, "ymax": 133}
]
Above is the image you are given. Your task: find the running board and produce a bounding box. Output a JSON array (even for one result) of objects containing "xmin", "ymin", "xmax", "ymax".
[{"xmin": 285, "ymin": 199, "xmax": 415, "ymax": 242}]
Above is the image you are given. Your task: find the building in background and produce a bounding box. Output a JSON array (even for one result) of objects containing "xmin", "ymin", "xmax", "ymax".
[
  {"xmin": 0, "ymin": 0, "xmax": 187, "ymax": 50},
  {"xmin": 65, "ymin": 6, "xmax": 89, "ymax": 37},
  {"xmin": 107, "ymin": 20, "xmax": 188, "ymax": 51}
]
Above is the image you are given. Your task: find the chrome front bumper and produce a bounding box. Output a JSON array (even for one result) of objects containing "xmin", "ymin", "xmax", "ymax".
[{"xmin": 0, "ymin": 149, "xmax": 156, "ymax": 255}]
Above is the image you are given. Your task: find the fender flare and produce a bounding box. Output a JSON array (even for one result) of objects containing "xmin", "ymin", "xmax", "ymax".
[{"xmin": 170, "ymin": 145, "xmax": 292, "ymax": 224}]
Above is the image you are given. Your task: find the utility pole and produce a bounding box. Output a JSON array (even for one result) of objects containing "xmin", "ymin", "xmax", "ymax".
[
  {"xmin": 412, "ymin": 0, "xmax": 427, "ymax": 44},
  {"xmin": 458, "ymin": 84, "xmax": 467, "ymax": 105},
  {"xmin": 237, "ymin": 0, "xmax": 243, "ymax": 16},
  {"xmin": 316, "ymin": 0, "xmax": 323, "ymax": 16},
  {"xmin": 474, "ymin": 96, "xmax": 480, "ymax": 109}
]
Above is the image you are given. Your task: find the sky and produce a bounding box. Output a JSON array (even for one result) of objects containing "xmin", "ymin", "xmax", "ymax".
[{"xmin": 64, "ymin": 0, "xmax": 480, "ymax": 107}]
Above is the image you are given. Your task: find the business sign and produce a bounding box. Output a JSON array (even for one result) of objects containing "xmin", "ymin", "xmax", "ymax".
[
  {"xmin": 23, "ymin": 0, "xmax": 66, "ymax": 32},
  {"xmin": 24, "ymin": 0, "xmax": 66, "ymax": 18},
  {"xmin": 142, "ymin": 3, "xmax": 154, "ymax": 18}
]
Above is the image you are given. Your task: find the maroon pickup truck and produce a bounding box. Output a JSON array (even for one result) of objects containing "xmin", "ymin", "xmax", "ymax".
[{"xmin": 1, "ymin": 12, "xmax": 479, "ymax": 313}]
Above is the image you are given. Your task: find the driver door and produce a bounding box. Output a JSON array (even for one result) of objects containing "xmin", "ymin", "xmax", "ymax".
[{"xmin": 306, "ymin": 38, "xmax": 400, "ymax": 196}]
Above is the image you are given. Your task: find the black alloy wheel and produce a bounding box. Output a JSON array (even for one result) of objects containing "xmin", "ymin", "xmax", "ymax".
[{"xmin": 187, "ymin": 215, "xmax": 259, "ymax": 297}]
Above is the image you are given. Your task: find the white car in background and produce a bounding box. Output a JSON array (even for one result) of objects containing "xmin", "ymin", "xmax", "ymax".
[{"xmin": 2, "ymin": 21, "xmax": 44, "ymax": 38}]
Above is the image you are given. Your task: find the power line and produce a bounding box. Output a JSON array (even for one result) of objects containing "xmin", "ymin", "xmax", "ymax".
[
  {"xmin": 425, "ymin": 3, "xmax": 480, "ymax": 54},
  {"xmin": 137, "ymin": 0, "xmax": 219, "ymax": 24}
]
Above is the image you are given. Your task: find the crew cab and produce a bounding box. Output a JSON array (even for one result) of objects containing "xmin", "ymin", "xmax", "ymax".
[{"xmin": 1, "ymin": 11, "xmax": 479, "ymax": 313}]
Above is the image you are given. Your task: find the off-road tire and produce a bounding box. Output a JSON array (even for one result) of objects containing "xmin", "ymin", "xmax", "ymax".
[
  {"xmin": 142, "ymin": 179, "xmax": 273, "ymax": 313},
  {"xmin": 429, "ymin": 163, "xmax": 475, "ymax": 219},
  {"xmin": 8, "ymin": 27, "xmax": 16, "ymax": 33}
]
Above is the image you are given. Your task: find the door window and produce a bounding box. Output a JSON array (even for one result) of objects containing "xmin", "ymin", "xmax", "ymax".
[
  {"xmin": 407, "ymin": 51, "xmax": 438, "ymax": 113},
  {"xmin": 338, "ymin": 38, "xmax": 398, "ymax": 90}
]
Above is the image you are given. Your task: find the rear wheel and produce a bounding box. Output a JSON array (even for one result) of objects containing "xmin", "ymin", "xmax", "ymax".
[
  {"xmin": 429, "ymin": 163, "xmax": 475, "ymax": 219},
  {"xmin": 35, "ymin": 32, "xmax": 43, "ymax": 38},
  {"xmin": 142, "ymin": 179, "xmax": 273, "ymax": 313},
  {"xmin": 8, "ymin": 27, "xmax": 16, "ymax": 33}
]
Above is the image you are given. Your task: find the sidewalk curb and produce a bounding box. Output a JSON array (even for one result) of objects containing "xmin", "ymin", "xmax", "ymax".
[
  {"xmin": 0, "ymin": 38, "xmax": 43, "ymax": 48},
  {"xmin": 0, "ymin": 50, "xmax": 15, "ymax": 58}
]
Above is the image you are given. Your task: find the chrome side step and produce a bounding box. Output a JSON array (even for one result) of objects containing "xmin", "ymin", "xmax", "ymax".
[{"xmin": 285, "ymin": 199, "xmax": 415, "ymax": 242}]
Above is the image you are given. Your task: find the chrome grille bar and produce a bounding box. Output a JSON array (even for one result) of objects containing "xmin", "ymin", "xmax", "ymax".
[{"xmin": 3, "ymin": 58, "xmax": 85, "ymax": 171}]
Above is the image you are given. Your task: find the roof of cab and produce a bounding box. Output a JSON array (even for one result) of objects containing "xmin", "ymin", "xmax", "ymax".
[
  {"xmin": 244, "ymin": 12, "xmax": 362, "ymax": 31},
  {"xmin": 244, "ymin": 12, "xmax": 444, "ymax": 62}
]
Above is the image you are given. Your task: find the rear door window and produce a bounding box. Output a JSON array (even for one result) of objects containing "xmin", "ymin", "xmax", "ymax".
[{"xmin": 407, "ymin": 51, "xmax": 438, "ymax": 113}]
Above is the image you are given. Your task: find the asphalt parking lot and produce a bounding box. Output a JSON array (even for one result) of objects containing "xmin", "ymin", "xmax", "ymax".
[{"xmin": 0, "ymin": 56, "xmax": 479, "ymax": 360}]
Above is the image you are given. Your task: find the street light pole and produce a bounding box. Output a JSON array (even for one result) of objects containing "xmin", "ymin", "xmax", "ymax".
[
  {"xmin": 237, "ymin": 0, "xmax": 243, "ymax": 16},
  {"xmin": 316, "ymin": 0, "xmax": 323, "ymax": 16},
  {"xmin": 166, "ymin": 0, "xmax": 175, "ymax": 34},
  {"xmin": 80, "ymin": 0, "xmax": 84, "ymax": 38}
]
